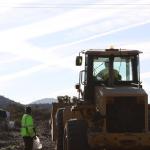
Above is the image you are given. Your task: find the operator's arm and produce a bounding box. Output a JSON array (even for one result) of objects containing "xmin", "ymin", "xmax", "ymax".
[
  {"xmin": 96, "ymin": 69, "xmax": 109, "ymax": 80},
  {"xmin": 114, "ymin": 70, "xmax": 122, "ymax": 80}
]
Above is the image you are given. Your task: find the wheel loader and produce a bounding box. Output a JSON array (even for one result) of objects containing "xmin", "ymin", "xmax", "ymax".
[{"xmin": 51, "ymin": 48, "xmax": 150, "ymax": 150}]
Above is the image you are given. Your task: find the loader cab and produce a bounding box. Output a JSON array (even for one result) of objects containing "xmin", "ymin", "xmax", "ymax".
[{"xmin": 76, "ymin": 49, "xmax": 141, "ymax": 104}]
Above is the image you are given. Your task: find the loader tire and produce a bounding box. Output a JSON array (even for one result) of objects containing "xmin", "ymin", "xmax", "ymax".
[
  {"xmin": 65, "ymin": 119, "xmax": 89, "ymax": 150},
  {"xmin": 56, "ymin": 108, "xmax": 65, "ymax": 150}
]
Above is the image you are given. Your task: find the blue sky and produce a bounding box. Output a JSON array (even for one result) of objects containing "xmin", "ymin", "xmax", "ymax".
[{"xmin": 0, "ymin": 0, "xmax": 150, "ymax": 104}]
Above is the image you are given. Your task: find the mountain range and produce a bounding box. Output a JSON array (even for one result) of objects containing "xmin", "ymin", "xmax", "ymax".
[
  {"xmin": 30, "ymin": 98, "xmax": 57, "ymax": 104},
  {"xmin": 0, "ymin": 95, "xmax": 22, "ymax": 109},
  {"xmin": 0, "ymin": 95, "xmax": 57, "ymax": 110}
]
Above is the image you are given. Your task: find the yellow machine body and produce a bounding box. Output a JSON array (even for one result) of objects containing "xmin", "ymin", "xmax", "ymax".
[{"xmin": 51, "ymin": 49, "xmax": 150, "ymax": 150}]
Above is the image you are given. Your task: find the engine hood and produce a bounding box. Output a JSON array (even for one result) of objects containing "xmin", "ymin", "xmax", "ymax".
[{"xmin": 95, "ymin": 86, "xmax": 147, "ymax": 97}]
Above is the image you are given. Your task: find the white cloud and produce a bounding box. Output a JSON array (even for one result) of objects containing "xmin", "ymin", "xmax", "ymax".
[
  {"xmin": 0, "ymin": 0, "xmax": 150, "ymax": 60},
  {"xmin": 0, "ymin": 56, "xmax": 23, "ymax": 64},
  {"xmin": 0, "ymin": 4, "xmax": 115, "ymax": 40},
  {"xmin": 3, "ymin": 1, "xmax": 148, "ymax": 41},
  {"xmin": 1, "ymin": 19, "xmax": 150, "ymax": 82},
  {"xmin": 141, "ymin": 72, "xmax": 150, "ymax": 79},
  {"xmin": 121, "ymin": 41, "xmax": 150, "ymax": 60},
  {"xmin": 0, "ymin": 0, "xmax": 150, "ymax": 103},
  {"xmin": 1, "ymin": 3, "xmax": 149, "ymax": 50},
  {"xmin": 0, "ymin": 53, "xmax": 80, "ymax": 82},
  {"xmin": 0, "ymin": 64, "xmax": 48, "ymax": 82},
  {"xmin": 0, "ymin": 0, "xmax": 37, "ymax": 14}
]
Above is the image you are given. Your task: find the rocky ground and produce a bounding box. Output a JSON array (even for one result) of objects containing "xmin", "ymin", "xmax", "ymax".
[{"xmin": 0, "ymin": 120, "xmax": 55, "ymax": 150}]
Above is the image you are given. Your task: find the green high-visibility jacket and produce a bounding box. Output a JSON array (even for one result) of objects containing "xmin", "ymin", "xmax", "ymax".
[
  {"xmin": 21, "ymin": 114, "xmax": 35, "ymax": 137},
  {"xmin": 98, "ymin": 68, "xmax": 121, "ymax": 81}
]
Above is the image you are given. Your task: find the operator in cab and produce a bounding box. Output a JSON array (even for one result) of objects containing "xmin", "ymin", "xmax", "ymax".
[{"xmin": 96, "ymin": 61, "xmax": 121, "ymax": 81}]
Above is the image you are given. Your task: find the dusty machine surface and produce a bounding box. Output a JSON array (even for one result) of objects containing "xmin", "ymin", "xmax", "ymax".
[
  {"xmin": 51, "ymin": 48, "xmax": 150, "ymax": 150},
  {"xmin": 148, "ymin": 104, "xmax": 150, "ymax": 130}
]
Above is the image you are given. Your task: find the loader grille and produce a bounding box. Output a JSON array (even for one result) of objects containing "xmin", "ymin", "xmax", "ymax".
[{"xmin": 106, "ymin": 97, "xmax": 145, "ymax": 133}]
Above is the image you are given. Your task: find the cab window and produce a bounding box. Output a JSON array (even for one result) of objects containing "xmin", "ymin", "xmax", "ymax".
[{"xmin": 114, "ymin": 57, "xmax": 133, "ymax": 81}]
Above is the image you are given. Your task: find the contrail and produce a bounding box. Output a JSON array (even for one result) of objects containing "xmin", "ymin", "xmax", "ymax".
[
  {"xmin": 48, "ymin": 20, "xmax": 150, "ymax": 52},
  {"xmin": 0, "ymin": 64, "xmax": 48, "ymax": 82},
  {"xmin": 1, "ymin": 20, "xmax": 150, "ymax": 82},
  {"xmin": 0, "ymin": 0, "xmax": 149, "ymax": 60}
]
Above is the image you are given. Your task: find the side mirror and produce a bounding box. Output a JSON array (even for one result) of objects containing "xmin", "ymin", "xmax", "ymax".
[
  {"xmin": 76, "ymin": 56, "xmax": 82, "ymax": 66},
  {"xmin": 75, "ymin": 84, "xmax": 80, "ymax": 90}
]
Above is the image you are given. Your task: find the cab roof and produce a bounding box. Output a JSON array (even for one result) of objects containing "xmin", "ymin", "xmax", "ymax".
[{"xmin": 85, "ymin": 49, "xmax": 141, "ymax": 56}]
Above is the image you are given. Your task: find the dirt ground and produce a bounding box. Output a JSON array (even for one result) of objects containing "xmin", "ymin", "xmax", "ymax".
[{"xmin": 0, "ymin": 120, "xmax": 55, "ymax": 150}]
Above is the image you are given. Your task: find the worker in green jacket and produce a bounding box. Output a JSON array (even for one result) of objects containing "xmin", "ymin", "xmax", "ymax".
[{"xmin": 21, "ymin": 106, "xmax": 36, "ymax": 150}]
